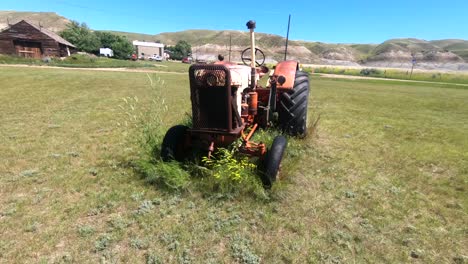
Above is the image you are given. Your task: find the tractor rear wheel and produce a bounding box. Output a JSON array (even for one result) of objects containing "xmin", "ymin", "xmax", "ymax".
[
  {"xmin": 260, "ymin": 135, "xmax": 287, "ymax": 188},
  {"xmin": 278, "ymin": 71, "xmax": 310, "ymax": 137},
  {"xmin": 161, "ymin": 125, "xmax": 189, "ymax": 162}
]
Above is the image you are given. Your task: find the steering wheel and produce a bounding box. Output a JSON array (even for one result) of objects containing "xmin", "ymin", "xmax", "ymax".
[{"xmin": 241, "ymin": 48, "xmax": 266, "ymax": 67}]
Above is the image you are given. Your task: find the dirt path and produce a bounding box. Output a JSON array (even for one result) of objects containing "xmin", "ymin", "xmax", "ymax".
[
  {"xmin": 0, "ymin": 64, "xmax": 186, "ymax": 74},
  {"xmin": 1, "ymin": 64, "xmax": 466, "ymax": 87}
]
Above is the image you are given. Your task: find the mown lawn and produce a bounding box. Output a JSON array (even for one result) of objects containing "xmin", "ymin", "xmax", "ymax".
[
  {"xmin": 0, "ymin": 54, "xmax": 191, "ymax": 73},
  {"xmin": 0, "ymin": 67, "xmax": 466, "ymax": 263},
  {"xmin": 308, "ymin": 66, "xmax": 468, "ymax": 85}
]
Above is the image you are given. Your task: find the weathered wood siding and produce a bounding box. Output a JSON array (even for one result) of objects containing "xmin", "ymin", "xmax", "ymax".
[{"xmin": 0, "ymin": 20, "xmax": 61, "ymax": 57}]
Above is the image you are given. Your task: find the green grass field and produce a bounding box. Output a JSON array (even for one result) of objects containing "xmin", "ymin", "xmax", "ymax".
[
  {"xmin": 0, "ymin": 54, "xmax": 191, "ymax": 73},
  {"xmin": 308, "ymin": 66, "xmax": 468, "ymax": 84},
  {"xmin": 0, "ymin": 67, "xmax": 467, "ymax": 263}
]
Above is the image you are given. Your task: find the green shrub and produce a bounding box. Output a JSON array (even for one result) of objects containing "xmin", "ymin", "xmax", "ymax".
[
  {"xmin": 360, "ymin": 68, "xmax": 382, "ymax": 76},
  {"xmin": 199, "ymin": 147, "xmax": 263, "ymax": 195},
  {"xmin": 202, "ymin": 148, "xmax": 256, "ymax": 182}
]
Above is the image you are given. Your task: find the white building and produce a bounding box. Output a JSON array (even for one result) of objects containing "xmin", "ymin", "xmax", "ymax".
[
  {"xmin": 99, "ymin": 48, "xmax": 113, "ymax": 57},
  {"xmin": 133, "ymin": 40, "xmax": 164, "ymax": 59}
]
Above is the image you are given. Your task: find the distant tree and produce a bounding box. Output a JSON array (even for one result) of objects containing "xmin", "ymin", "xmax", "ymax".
[
  {"xmin": 60, "ymin": 21, "xmax": 100, "ymax": 54},
  {"xmin": 95, "ymin": 31, "xmax": 134, "ymax": 59},
  {"xmin": 167, "ymin": 40, "xmax": 192, "ymax": 60}
]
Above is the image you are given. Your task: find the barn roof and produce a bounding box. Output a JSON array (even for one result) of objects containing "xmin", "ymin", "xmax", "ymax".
[
  {"xmin": 2, "ymin": 20, "xmax": 76, "ymax": 48},
  {"xmin": 23, "ymin": 20, "xmax": 76, "ymax": 48}
]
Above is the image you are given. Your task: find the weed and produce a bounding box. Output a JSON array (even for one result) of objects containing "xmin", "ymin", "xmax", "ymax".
[
  {"xmin": 135, "ymin": 200, "xmax": 155, "ymax": 215},
  {"xmin": 107, "ymin": 215, "xmax": 131, "ymax": 231},
  {"xmin": 54, "ymin": 253, "xmax": 73, "ymax": 263},
  {"xmin": 25, "ymin": 221, "xmax": 39, "ymax": 233},
  {"xmin": 2, "ymin": 206, "xmax": 17, "ymax": 217},
  {"xmin": 202, "ymin": 148, "xmax": 256, "ymax": 182},
  {"xmin": 130, "ymin": 238, "xmax": 148, "ymax": 250},
  {"xmin": 88, "ymin": 167, "xmax": 98, "ymax": 176},
  {"xmin": 167, "ymin": 195, "xmax": 182, "ymax": 206},
  {"xmin": 453, "ymin": 255, "xmax": 468, "ymax": 264},
  {"xmin": 87, "ymin": 203, "xmax": 113, "ymax": 216},
  {"xmin": 344, "ymin": 191, "xmax": 356, "ymax": 198},
  {"xmin": 77, "ymin": 225, "xmax": 95, "ymax": 237},
  {"xmin": 330, "ymin": 230, "xmax": 353, "ymax": 248},
  {"xmin": 214, "ymin": 214, "xmax": 242, "ymax": 231},
  {"xmin": 130, "ymin": 192, "xmax": 145, "ymax": 201},
  {"xmin": 95, "ymin": 234, "xmax": 112, "ymax": 252},
  {"xmin": 159, "ymin": 233, "xmax": 180, "ymax": 251},
  {"xmin": 316, "ymin": 251, "xmax": 343, "ymax": 264},
  {"xmin": 230, "ymin": 235, "xmax": 260, "ymax": 264},
  {"xmin": 152, "ymin": 197, "xmax": 162, "ymax": 205},
  {"xmin": 410, "ymin": 249, "xmax": 424, "ymax": 259},
  {"xmin": 19, "ymin": 169, "xmax": 39, "ymax": 177},
  {"xmin": 145, "ymin": 252, "xmax": 162, "ymax": 264},
  {"xmin": 179, "ymin": 249, "xmax": 192, "ymax": 264}
]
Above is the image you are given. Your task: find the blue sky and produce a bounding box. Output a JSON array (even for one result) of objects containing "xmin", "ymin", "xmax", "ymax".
[{"xmin": 1, "ymin": 0, "xmax": 467, "ymax": 43}]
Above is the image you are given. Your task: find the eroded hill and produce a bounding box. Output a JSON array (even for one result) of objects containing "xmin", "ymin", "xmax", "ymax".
[{"xmin": 1, "ymin": 10, "xmax": 467, "ymax": 70}]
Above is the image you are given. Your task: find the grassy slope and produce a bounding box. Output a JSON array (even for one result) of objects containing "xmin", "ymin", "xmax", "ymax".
[
  {"xmin": 111, "ymin": 29, "xmax": 288, "ymax": 49},
  {"xmin": 432, "ymin": 40, "xmax": 468, "ymax": 61},
  {"xmin": 0, "ymin": 67, "xmax": 467, "ymax": 263},
  {"xmin": 0, "ymin": 11, "xmax": 70, "ymax": 32}
]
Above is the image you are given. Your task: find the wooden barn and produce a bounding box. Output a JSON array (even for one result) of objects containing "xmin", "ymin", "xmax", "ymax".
[{"xmin": 0, "ymin": 20, "xmax": 76, "ymax": 58}]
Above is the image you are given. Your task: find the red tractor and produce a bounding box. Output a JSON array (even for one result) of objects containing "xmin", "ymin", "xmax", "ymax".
[{"xmin": 161, "ymin": 20, "xmax": 310, "ymax": 187}]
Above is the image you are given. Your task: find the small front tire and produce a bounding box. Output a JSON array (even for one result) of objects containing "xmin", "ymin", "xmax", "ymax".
[
  {"xmin": 160, "ymin": 125, "xmax": 189, "ymax": 162},
  {"xmin": 259, "ymin": 135, "xmax": 288, "ymax": 188}
]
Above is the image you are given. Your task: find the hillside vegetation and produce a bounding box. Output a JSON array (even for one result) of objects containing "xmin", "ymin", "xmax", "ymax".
[
  {"xmin": 0, "ymin": 11, "xmax": 70, "ymax": 32},
  {"xmin": 1, "ymin": 11, "xmax": 467, "ymax": 70}
]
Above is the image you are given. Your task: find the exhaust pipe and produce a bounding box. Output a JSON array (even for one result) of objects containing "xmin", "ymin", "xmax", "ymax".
[{"xmin": 246, "ymin": 20, "xmax": 256, "ymax": 89}]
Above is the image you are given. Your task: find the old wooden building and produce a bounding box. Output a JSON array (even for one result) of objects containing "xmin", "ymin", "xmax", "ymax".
[{"xmin": 0, "ymin": 20, "xmax": 75, "ymax": 58}]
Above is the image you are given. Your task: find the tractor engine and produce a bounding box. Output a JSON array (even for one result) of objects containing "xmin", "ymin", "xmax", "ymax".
[{"xmin": 189, "ymin": 63, "xmax": 259, "ymax": 143}]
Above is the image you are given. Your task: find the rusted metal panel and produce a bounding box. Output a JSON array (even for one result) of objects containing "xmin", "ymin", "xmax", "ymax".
[
  {"xmin": 189, "ymin": 64, "xmax": 234, "ymax": 132},
  {"xmin": 273, "ymin": 60, "xmax": 299, "ymax": 89}
]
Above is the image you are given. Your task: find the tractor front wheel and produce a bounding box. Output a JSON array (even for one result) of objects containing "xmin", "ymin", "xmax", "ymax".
[
  {"xmin": 160, "ymin": 125, "xmax": 189, "ymax": 162},
  {"xmin": 278, "ymin": 71, "xmax": 310, "ymax": 137},
  {"xmin": 260, "ymin": 135, "xmax": 287, "ymax": 188}
]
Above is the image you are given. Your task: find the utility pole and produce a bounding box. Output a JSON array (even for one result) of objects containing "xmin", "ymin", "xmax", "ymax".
[
  {"xmin": 229, "ymin": 34, "xmax": 232, "ymax": 61},
  {"xmin": 410, "ymin": 54, "xmax": 416, "ymax": 79},
  {"xmin": 284, "ymin": 14, "xmax": 291, "ymax": 61}
]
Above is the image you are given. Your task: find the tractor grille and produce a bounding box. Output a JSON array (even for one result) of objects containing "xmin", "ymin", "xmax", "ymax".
[{"xmin": 189, "ymin": 65, "xmax": 233, "ymax": 132}]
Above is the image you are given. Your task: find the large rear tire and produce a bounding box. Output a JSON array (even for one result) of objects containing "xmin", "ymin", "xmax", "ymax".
[
  {"xmin": 161, "ymin": 125, "xmax": 189, "ymax": 162},
  {"xmin": 278, "ymin": 71, "xmax": 310, "ymax": 137},
  {"xmin": 259, "ymin": 135, "xmax": 287, "ymax": 188}
]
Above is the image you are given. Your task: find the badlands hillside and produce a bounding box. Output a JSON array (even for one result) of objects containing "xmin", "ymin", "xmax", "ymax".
[{"xmin": 1, "ymin": 11, "xmax": 467, "ymax": 70}]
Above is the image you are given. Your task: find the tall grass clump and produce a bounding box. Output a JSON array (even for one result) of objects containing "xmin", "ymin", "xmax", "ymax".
[
  {"xmin": 118, "ymin": 74, "xmax": 190, "ymax": 190},
  {"xmin": 118, "ymin": 73, "xmax": 316, "ymax": 197},
  {"xmin": 119, "ymin": 74, "xmax": 267, "ymax": 197}
]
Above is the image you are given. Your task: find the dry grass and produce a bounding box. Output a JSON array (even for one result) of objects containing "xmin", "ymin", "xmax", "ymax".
[{"xmin": 0, "ymin": 66, "xmax": 467, "ymax": 263}]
